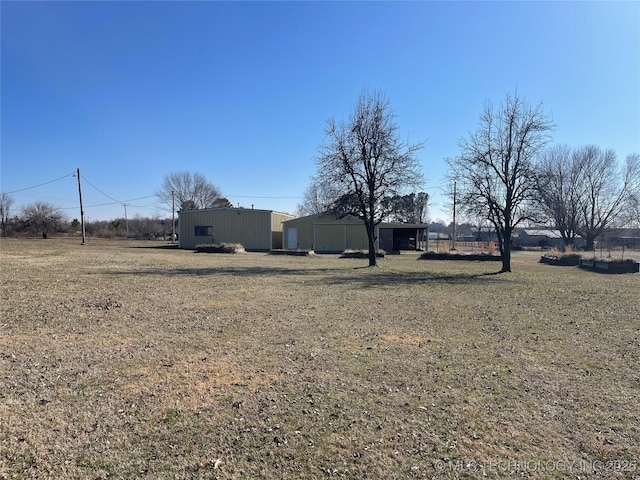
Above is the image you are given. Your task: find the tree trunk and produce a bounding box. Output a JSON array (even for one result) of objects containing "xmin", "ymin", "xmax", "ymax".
[
  {"xmin": 585, "ymin": 235, "xmax": 595, "ymax": 251},
  {"xmin": 500, "ymin": 227, "xmax": 512, "ymax": 273},
  {"xmin": 501, "ymin": 245, "xmax": 511, "ymax": 272},
  {"xmin": 365, "ymin": 219, "xmax": 377, "ymax": 267}
]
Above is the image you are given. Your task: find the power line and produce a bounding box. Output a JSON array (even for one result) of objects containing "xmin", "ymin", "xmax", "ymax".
[
  {"xmin": 2, "ymin": 172, "xmax": 75, "ymax": 194},
  {"xmin": 81, "ymin": 175, "xmax": 122, "ymax": 203},
  {"xmin": 120, "ymin": 194, "xmax": 157, "ymax": 202},
  {"xmin": 60, "ymin": 194, "xmax": 157, "ymax": 210},
  {"xmin": 226, "ymin": 194, "xmax": 303, "ymax": 199},
  {"xmin": 125, "ymin": 202, "xmax": 156, "ymax": 208}
]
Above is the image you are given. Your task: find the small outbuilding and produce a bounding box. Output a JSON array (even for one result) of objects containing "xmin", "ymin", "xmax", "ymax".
[
  {"xmin": 282, "ymin": 213, "xmax": 428, "ymax": 253},
  {"xmin": 178, "ymin": 208, "xmax": 294, "ymax": 251}
]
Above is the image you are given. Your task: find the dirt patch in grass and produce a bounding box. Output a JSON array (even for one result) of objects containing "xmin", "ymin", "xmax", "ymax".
[
  {"xmin": 269, "ymin": 249, "xmax": 314, "ymax": 256},
  {"xmin": 339, "ymin": 249, "xmax": 385, "ymax": 258},
  {"xmin": 1, "ymin": 240, "xmax": 639, "ymax": 478},
  {"xmin": 196, "ymin": 243, "xmax": 245, "ymax": 253}
]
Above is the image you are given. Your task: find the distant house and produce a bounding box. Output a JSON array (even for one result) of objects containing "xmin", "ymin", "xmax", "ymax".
[
  {"xmin": 282, "ymin": 213, "xmax": 429, "ymax": 253},
  {"xmin": 610, "ymin": 236, "xmax": 640, "ymax": 249},
  {"xmin": 471, "ymin": 226, "xmax": 499, "ymax": 242},
  {"xmin": 429, "ymin": 232, "xmax": 450, "ymax": 241},
  {"xmin": 456, "ymin": 233, "xmax": 476, "ymax": 242},
  {"xmin": 178, "ymin": 207, "xmax": 294, "ymax": 251},
  {"xmin": 516, "ymin": 229, "xmax": 585, "ymax": 248},
  {"xmin": 600, "ymin": 228, "xmax": 640, "ymax": 249}
]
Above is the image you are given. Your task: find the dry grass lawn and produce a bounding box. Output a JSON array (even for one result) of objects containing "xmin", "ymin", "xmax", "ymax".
[{"xmin": 1, "ymin": 239, "xmax": 639, "ymax": 479}]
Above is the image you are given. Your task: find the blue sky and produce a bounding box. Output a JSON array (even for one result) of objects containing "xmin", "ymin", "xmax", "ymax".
[{"xmin": 1, "ymin": 1, "xmax": 639, "ymax": 223}]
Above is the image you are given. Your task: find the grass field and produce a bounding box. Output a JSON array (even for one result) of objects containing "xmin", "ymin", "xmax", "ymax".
[{"xmin": 1, "ymin": 239, "xmax": 639, "ymax": 479}]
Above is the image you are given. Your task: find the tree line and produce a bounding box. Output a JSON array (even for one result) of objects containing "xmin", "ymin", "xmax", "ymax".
[
  {"xmin": 447, "ymin": 93, "xmax": 639, "ymax": 271},
  {"xmin": 3, "ymin": 91, "xmax": 638, "ymax": 273},
  {"xmin": 0, "ymin": 171, "xmax": 230, "ymax": 239},
  {"xmin": 298, "ymin": 90, "xmax": 639, "ymax": 271},
  {"xmin": 0, "ymin": 197, "xmax": 177, "ymax": 240}
]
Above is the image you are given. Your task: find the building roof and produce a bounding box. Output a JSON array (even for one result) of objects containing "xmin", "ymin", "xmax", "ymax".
[
  {"xmin": 284, "ymin": 212, "xmax": 428, "ymax": 228},
  {"xmin": 179, "ymin": 207, "xmax": 294, "ymax": 217},
  {"xmin": 523, "ymin": 229, "xmax": 565, "ymax": 239}
]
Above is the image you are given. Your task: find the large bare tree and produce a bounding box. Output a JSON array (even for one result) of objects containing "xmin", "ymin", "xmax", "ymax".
[
  {"xmin": 573, "ymin": 148, "xmax": 639, "ymax": 250},
  {"xmin": 535, "ymin": 144, "xmax": 583, "ymax": 246},
  {"xmin": 156, "ymin": 171, "xmax": 223, "ymax": 212},
  {"xmin": 448, "ymin": 92, "xmax": 553, "ymax": 272},
  {"xmin": 315, "ymin": 90, "xmax": 424, "ymax": 266},
  {"xmin": 296, "ymin": 179, "xmax": 333, "ymax": 217},
  {"xmin": 21, "ymin": 201, "xmax": 65, "ymax": 238},
  {"xmin": 632, "ymin": 194, "xmax": 640, "ymax": 231},
  {"xmin": 0, "ymin": 193, "xmax": 14, "ymax": 237}
]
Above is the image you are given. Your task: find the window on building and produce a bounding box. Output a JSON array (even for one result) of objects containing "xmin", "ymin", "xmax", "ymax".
[{"xmin": 195, "ymin": 225, "xmax": 213, "ymax": 236}]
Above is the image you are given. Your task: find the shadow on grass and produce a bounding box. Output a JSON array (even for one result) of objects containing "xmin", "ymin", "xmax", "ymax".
[{"xmin": 102, "ymin": 265, "xmax": 508, "ymax": 288}]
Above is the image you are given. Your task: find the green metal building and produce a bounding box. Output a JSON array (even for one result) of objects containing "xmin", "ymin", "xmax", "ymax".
[
  {"xmin": 282, "ymin": 213, "xmax": 428, "ymax": 253},
  {"xmin": 178, "ymin": 208, "xmax": 294, "ymax": 251}
]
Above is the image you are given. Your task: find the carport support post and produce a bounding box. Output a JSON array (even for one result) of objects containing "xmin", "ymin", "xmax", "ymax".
[{"xmin": 172, "ymin": 190, "xmax": 175, "ymax": 242}]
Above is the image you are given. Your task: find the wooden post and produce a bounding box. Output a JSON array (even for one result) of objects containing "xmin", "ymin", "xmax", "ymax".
[{"xmin": 77, "ymin": 168, "xmax": 86, "ymax": 245}]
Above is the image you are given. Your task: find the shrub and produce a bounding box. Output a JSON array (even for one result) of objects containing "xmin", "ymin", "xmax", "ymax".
[
  {"xmin": 548, "ymin": 247, "xmax": 562, "ymax": 258},
  {"xmin": 541, "ymin": 246, "xmax": 582, "ymax": 266}
]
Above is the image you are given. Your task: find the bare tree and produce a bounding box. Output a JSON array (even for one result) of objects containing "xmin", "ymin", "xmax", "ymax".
[
  {"xmin": 315, "ymin": 90, "xmax": 424, "ymax": 266},
  {"xmin": 573, "ymin": 148, "xmax": 639, "ymax": 250},
  {"xmin": 21, "ymin": 201, "xmax": 65, "ymax": 238},
  {"xmin": 448, "ymin": 92, "xmax": 553, "ymax": 272},
  {"xmin": 156, "ymin": 171, "xmax": 222, "ymax": 212},
  {"xmin": 296, "ymin": 179, "xmax": 333, "ymax": 217},
  {"xmin": 0, "ymin": 193, "xmax": 14, "ymax": 237},
  {"xmin": 535, "ymin": 144, "xmax": 583, "ymax": 246},
  {"xmin": 631, "ymin": 191, "xmax": 640, "ymax": 230}
]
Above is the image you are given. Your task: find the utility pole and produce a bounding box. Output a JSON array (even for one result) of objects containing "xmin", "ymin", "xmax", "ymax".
[
  {"xmin": 123, "ymin": 203, "xmax": 129, "ymax": 236},
  {"xmin": 171, "ymin": 189, "xmax": 175, "ymax": 242},
  {"xmin": 76, "ymin": 168, "xmax": 86, "ymax": 245},
  {"xmin": 451, "ymin": 181, "xmax": 457, "ymax": 251}
]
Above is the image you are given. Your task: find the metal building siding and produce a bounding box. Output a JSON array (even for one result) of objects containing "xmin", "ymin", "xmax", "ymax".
[
  {"xmin": 270, "ymin": 212, "xmax": 295, "ymax": 249},
  {"xmin": 345, "ymin": 224, "xmax": 369, "ymax": 250},
  {"xmin": 283, "ymin": 213, "xmax": 370, "ymax": 252},
  {"xmin": 218, "ymin": 209, "xmax": 271, "ymax": 250},
  {"xmin": 179, "ymin": 209, "xmax": 216, "ymax": 249},
  {"xmin": 315, "ymin": 224, "xmax": 347, "ymax": 252},
  {"xmin": 283, "ymin": 215, "xmax": 319, "ymax": 250},
  {"xmin": 179, "ymin": 208, "xmax": 287, "ymax": 250},
  {"xmin": 271, "ymin": 212, "xmax": 292, "ymax": 232},
  {"xmin": 281, "ymin": 213, "xmax": 428, "ymax": 253}
]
